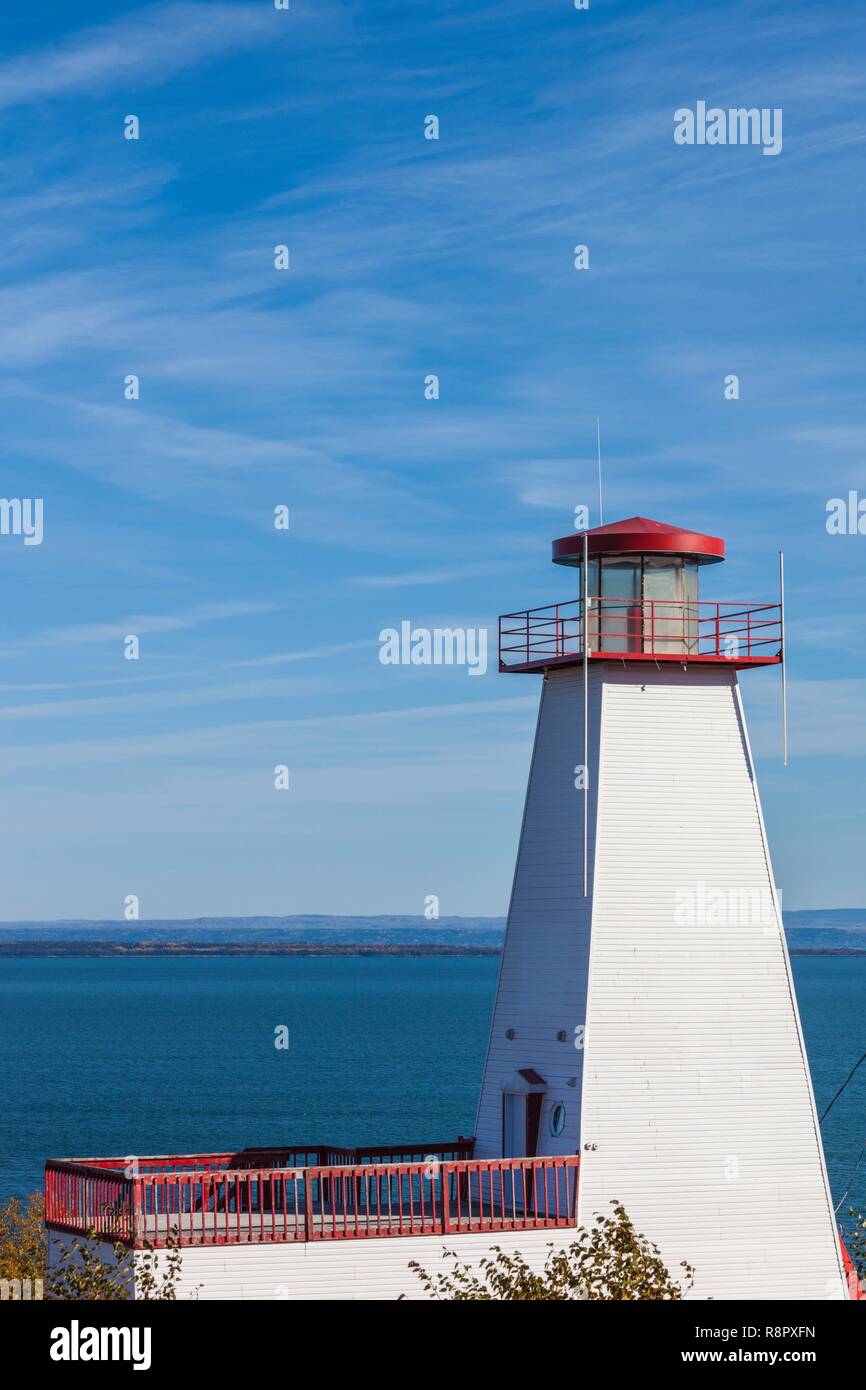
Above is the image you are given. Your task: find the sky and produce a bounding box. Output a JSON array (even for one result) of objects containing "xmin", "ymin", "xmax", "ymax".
[{"xmin": 0, "ymin": 0, "xmax": 864, "ymax": 919}]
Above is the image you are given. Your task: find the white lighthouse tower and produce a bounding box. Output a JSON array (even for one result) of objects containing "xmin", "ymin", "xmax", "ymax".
[
  {"xmin": 477, "ymin": 516, "xmax": 846, "ymax": 1300},
  {"xmin": 45, "ymin": 517, "xmax": 859, "ymax": 1301}
]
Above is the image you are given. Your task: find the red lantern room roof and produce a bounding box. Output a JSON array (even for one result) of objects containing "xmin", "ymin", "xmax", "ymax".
[{"xmin": 552, "ymin": 515, "xmax": 725, "ymax": 566}]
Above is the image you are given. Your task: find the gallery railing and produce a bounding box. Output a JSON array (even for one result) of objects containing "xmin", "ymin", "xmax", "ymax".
[{"xmin": 498, "ymin": 597, "xmax": 782, "ymax": 668}]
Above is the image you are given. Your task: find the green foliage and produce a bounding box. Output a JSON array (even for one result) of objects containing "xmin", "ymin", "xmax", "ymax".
[
  {"xmin": 847, "ymin": 1207, "xmax": 866, "ymax": 1283},
  {"xmin": 50, "ymin": 1224, "xmax": 185, "ymax": 1301},
  {"xmin": 408, "ymin": 1201, "xmax": 694, "ymax": 1301},
  {"xmin": 136, "ymin": 1235, "xmax": 184, "ymax": 1301},
  {"xmin": 50, "ymin": 1233, "xmax": 135, "ymax": 1301},
  {"xmin": 0, "ymin": 1192, "xmax": 46, "ymax": 1284}
]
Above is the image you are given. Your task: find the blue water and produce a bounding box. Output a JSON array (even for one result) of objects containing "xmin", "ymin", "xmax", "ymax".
[{"xmin": 1, "ymin": 956, "xmax": 863, "ymax": 1231}]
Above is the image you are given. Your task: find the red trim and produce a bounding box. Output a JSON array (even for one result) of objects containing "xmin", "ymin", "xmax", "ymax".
[
  {"xmin": 526, "ymin": 1094, "xmax": 542, "ymax": 1159},
  {"xmin": 840, "ymin": 1236, "xmax": 865, "ymax": 1299},
  {"xmin": 518, "ymin": 1068, "xmax": 546, "ymax": 1087},
  {"xmin": 553, "ymin": 516, "xmax": 725, "ymax": 566},
  {"xmin": 503, "ymin": 651, "xmax": 781, "ymax": 674}
]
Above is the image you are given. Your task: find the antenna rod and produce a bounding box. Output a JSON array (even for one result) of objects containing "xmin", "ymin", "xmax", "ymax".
[
  {"xmin": 779, "ymin": 550, "xmax": 787, "ymax": 766},
  {"xmin": 596, "ymin": 417, "xmax": 604, "ymax": 526},
  {"xmin": 583, "ymin": 530, "xmax": 590, "ymax": 897}
]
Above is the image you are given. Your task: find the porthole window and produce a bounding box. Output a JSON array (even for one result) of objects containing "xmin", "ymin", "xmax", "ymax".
[{"xmin": 549, "ymin": 1101, "xmax": 567, "ymax": 1138}]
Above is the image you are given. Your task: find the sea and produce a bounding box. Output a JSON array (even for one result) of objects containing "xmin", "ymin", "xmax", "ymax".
[{"xmin": 1, "ymin": 955, "xmax": 863, "ymax": 1234}]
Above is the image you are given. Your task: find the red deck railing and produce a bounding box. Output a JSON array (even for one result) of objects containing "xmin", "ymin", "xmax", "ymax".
[
  {"xmin": 45, "ymin": 1160, "xmax": 136, "ymax": 1245},
  {"xmin": 45, "ymin": 1145, "xmax": 580, "ymax": 1248},
  {"xmin": 499, "ymin": 597, "xmax": 782, "ymax": 670}
]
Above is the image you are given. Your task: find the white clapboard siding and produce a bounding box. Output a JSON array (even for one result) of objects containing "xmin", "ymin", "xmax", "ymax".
[
  {"xmin": 579, "ymin": 664, "xmax": 843, "ymax": 1299},
  {"xmin": 144, "ymin": 1228, "xmax": 573, "ymax": 1300},
  {"xmin": 476, "ymin": 662, "xmax": 845, "ymax": 1300},
  {"xmin": 474, "ymin": 666, "xmax": 602, "ymax": 1161},
  {"xmin": 46, "ymin": 1226, "xmax": 579, "ymax": 1301}
]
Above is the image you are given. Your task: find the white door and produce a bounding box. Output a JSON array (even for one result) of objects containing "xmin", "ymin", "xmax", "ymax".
[{"xmin": 502, "ymin": 1092, "xmax": 527, "ymax": 1157}]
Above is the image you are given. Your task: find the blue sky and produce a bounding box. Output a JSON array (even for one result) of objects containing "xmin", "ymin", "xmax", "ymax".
[{"xmin": 1, "ymin": 0, "xmax": 864, "ymax": 919}]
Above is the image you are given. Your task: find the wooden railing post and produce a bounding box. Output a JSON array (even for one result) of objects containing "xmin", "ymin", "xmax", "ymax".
[
  {"xmin": 304, "ymin": 1169, "xmax": 315, "ymax": 1241},
  {"xmin": 132, "ymin": 1176, "xmax": 142, "ymax": 1247},
  {"xmin": 441, "ymin": 1163, "xmax": 451, "ymax": 1234}
]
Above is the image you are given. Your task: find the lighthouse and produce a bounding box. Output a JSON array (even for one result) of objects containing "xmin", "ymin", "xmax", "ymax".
[
  {"xmin": 44, "ymin": 515, "xmax": 856, "ymax": 1301},
  {"xmin": 476, "ymin": 516, "xmax": 846, "ymax": 1300}
]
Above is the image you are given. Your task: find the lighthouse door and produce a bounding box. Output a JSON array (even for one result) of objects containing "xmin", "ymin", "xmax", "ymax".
[
  {"xmin": 502, "ymin": 1092, "xmax": 527, "ymax": 1157},
  {"xmin": 502, "ymin": 1071, "xmax": 545, "ymax": 1157}
]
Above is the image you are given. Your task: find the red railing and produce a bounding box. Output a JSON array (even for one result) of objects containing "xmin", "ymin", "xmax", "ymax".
[
  {"xmin": 44, "ymin": 1160, "xmax": 135, "ymax": 1244},
  {"xmin": 499, "ymin": 597, "xmax": 782, "ymax": 669},
  {"xmin": 308, "ymin": 1155, "xmax": 578, "ymax": 1241},
  {"xmin": 45, "ymin": 1147, "xmax": 579, "ymax": 1248}
]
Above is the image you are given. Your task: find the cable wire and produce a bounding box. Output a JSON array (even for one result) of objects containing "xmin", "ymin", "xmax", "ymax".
[
  {"xmin": 820, "ymin": 1048, "xmax": 866, "ymax": 1124},
  {"xmin": 834, "ymin": 1139, "xmax": 866, "ymax": 1215},
  {"xmin": 819, "ymin": 1047, "xmax": 866, "ymax": 1215}
]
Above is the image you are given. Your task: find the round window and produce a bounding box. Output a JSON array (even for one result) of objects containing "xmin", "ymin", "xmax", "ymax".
[{"xmin": 549, "ymin": 1102, "xmax": 566, "ymax": 1138}]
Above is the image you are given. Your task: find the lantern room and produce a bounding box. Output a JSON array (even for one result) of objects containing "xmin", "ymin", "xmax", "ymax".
[
  {"xmin": 499, "ymin": 515, "xmax": 782, "ymax": 671},
  {"xmin": 553, "ymin": 516, "xmax": 723, "ymax": 657}
]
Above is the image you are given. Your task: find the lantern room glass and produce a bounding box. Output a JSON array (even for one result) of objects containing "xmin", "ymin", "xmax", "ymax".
[
  {"xmin": 577, "ymin": 555, "xmax": 700, "ymax": 655},
  {"xmin": 598, "ymin": 557, "xmax": 640, "ymax": 652}
]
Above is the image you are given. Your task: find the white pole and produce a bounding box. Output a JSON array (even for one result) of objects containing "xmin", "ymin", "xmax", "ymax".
[
  {"xmin": 779, "ymin": 550, "xmax": 787, "ymax": 767},
  {"xmin": 583, "ymin": 530, "xmax": 590, "ymax": 897}
]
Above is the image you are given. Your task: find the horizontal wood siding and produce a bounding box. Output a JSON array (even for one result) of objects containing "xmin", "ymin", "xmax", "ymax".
[
  {"xmin": 475, "ymin": 666, "xmax": 600, "ymax": 1160},
  {"xmin": 579, "ymin": 665, "xmax": 844, "ymax": 1299},
  {"xmin": 133, "ymin": 1226, "xmax": 574, "ymax": 1300}
]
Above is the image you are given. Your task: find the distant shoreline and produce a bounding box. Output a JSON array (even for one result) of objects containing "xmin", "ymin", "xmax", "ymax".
[
  {"xmin": 1, "ymin": 909, "xmax": 865, "ymax": 958},
  {"xmin": 0, "ymin": 942, "xmax": 864, "ymax": 958},
  {"xmin": 0, "ymin": 941, "xmax": 502, "ymax": 958}
]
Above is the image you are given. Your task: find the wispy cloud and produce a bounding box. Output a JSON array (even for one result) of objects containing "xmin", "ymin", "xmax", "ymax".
[
  {"xmin": 25, "ymin": 601, "xmax": 280, "ymax": 650},
  {"xmin": 0, "ymin": 694, "xmax": 537, "ymax": 766},
  {"xmin": 0, "ymin": 674, "xmax": 332, "ymax": 723},
  {"xmin": 352, "ymin": 563, "xmax": 512, "ymax": 588},
  {"xmin": 0, "ymin": 3, "xmax": 280, "ymax": 110},
  {"xmin": 745, "ymin": 677, "xmax": 866, "ymax": 758}
]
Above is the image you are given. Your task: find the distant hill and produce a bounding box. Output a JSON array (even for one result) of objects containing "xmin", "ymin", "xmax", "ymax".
[
  {"xmin": 0, "ymin": 915, "xmax": 506, "ymax": 946},
  {"xmin": 783, "ymin": 908, "xmax": 866, "ymax": 951},
  {"xmin": 0, "ymin": 910, "xmax": 864, "ymax": 954}
]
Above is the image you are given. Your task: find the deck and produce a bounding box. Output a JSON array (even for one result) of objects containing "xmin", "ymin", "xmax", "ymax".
[{"xmin": 45, "ymin": 1142, "xmax": 580, "ymax": 1248}]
